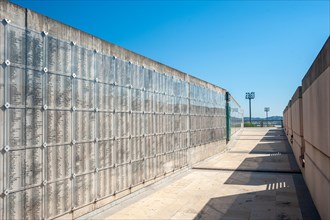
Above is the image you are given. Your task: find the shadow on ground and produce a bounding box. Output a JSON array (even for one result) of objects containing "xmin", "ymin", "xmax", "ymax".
[{"xmin": 194, "ymin": 128, "xmax": 320, "ymax": 220}]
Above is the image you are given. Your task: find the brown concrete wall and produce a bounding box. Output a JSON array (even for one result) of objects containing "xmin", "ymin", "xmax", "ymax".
[
  {"xmin": 302, "ymin": 66, "xmax": 330, "ymax": 220},
  {"xmin": 284, "ymin": 36, "xmax": 330, "ymax": 220},
  {"xmin": 291, "ymin": 87, "xmax": 304, "ymax": 171},
  {"xmin": 286, "ymin": 100, "xmax": 293, "ymax": 145}
]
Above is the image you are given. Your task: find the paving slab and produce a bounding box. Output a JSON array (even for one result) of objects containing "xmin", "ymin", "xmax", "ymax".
[{"xmin": 85, "ymin": 128, "xmax": 320, "ymax": 220}]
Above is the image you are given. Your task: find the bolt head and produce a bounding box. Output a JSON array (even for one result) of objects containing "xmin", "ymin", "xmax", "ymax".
[
  {"xmin": 4, "ymin": 60, "xmax": 10, "ymax": 66},
  {"xmin": 4, "ymin": 19, "xmax": 11, "ymax": 24},
  {"xmin": 4, "ymin": 145, "xmax": 10, "ymax": 152},
  {"xmin": 4, "ymin": 102, "xmax": 10, "ymax": 109},
  {"xmin": 3, "ymin": 189, "xmax": 9, "ymax": 196}
]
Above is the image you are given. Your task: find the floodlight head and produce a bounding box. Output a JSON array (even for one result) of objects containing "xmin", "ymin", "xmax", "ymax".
[{"xmin": 245, "ymin": 92, "xmax": 255, "ymax": 100}]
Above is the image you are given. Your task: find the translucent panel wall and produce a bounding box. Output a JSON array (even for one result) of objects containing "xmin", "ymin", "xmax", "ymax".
[
  {"xmin": 190, "ymin": 84, "xmax": 226, "ymax": 146},
  {"xmin": 0, "ymin": 21, "xmax": 233, "ymax": 219},
  {"xmin": 229, "ymin": 95, "xmax": 243, "ymax": 136}
]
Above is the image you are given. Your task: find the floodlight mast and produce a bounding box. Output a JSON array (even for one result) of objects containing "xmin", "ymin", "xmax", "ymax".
[
  {"xmin": 264, "ymin": 107, "xmax": 270, "ymax": 125},
  {"xmin": 245, "ymin": 92, "xmax": 255, "ymax": 123}
]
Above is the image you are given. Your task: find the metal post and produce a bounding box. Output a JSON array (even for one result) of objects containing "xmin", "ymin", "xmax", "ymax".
[
  {"xmin": 264, "ymin": 107, "xmax": 270, "ymax": 127},
  {"xmin": 249, "ymin": 98, "xmax": 251, "ymax": 123},
  {"xmin": 226, "ymin": 92, "xmax": 231, "ymax": 143},
  {"xmin": 245, "ymin": 92, "xmax": 255, "ymax": 125}
]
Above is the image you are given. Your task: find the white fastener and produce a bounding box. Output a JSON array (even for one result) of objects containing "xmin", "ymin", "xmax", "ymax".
[
  {"xmin": 72, "ymin": 140, "xmax": 76, "ymax": 145},
  {"xmin": 72, "ymin": 73, "xmax": 76, "ymax": 78},
  {"xmin": 43, "ymin": 142, "xmax": 47, "ymax": 148},
  {"xmin": 43, "ymin": 105, "xmax": 48, "ymax": 110},
  {"xmin": 4, "ymin": 19, "xmax": 11, "ymax": 24},
  {"xmin": 71, "ymin": 41, "xmax": 76, "ymax": 46},
  {"xmin": 4, "ymin": 102, "xmax": 10, "ymax": 109},
  {"xmin": 3, "ymin": 189, "xmax": 9, "ymax": 196},
  {"xmin": 42, "ymin": 180, "xmax": 47, "ymax": 186},
  {"xmin": 72, "ymin": 106, "xmax": 76, "ymax": 111},
  {"xmin": 42, "ymin": 31, "xmax": 48, "ymax": 36},
  {"xmin": 4, "ymin": 60, "xmax": 10, "ymax": 66},
  {"xmin": 43, "ymin": 67, "xmax": 48, "ymax": 73},
  {"xmin": 4, "ymin": 145, "xmax": 10, "ymax": 152}
]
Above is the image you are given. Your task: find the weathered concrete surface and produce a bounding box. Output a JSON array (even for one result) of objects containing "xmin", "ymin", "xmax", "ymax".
[
  {"xmin": 0, "ymin": 1, "xmax": 244, "ymax": 219},
  {"xmin": 85, "ymin": 128, "xmax": 319, "ymax": 220}
]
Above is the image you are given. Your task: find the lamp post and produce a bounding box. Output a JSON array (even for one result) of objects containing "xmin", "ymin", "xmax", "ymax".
[
  {"xmin": 264, "ymin": 107, "xmax": 270, "ymax": 126},
  {"xmin": 245, "ymin": 92, "xmax": 255, "ymax": 123}
]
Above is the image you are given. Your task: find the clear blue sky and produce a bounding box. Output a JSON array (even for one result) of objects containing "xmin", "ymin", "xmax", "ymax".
[{"xmin": 10, "ymin": 0, "xmax": 330, "ymax": 117}]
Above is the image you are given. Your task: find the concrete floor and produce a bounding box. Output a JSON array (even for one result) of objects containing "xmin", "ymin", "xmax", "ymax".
[{"xmin": 86, "ymin": 128, "xmax": 320, "ymax": 220}]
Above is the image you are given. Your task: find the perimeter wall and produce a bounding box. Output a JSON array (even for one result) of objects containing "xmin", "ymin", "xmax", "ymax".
[
  {"xmin": 0, "ymin": 1, "xmax": 243, "ymax": 219},
  {"xmin": 283, "ymin": 36, "xmax": 330, "ymax": 220}
]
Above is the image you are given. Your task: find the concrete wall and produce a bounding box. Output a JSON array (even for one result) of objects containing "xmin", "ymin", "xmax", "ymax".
[
  {"xmin": 0, "ymin": 1, "xmax": 242, "ymax": 219},
  {"xmin": 283, "ymin": 36, "xmax": 330, "ymax": 220},
  {"xmin": 290, "ymin": 87, "xmax": 304, "ymax": 171}
]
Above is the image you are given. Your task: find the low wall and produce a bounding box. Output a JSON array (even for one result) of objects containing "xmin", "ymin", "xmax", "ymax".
[
  {"xmin": 0, "ymin": 1, "xmax": 242, "ymax": 219},
  {"xmin": 283, "ymin": 36, "xmax": 330, "ymax": 220}
]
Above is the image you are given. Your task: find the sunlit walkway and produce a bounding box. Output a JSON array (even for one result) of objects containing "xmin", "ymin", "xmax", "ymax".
[{"xmin": 85, "ymin": 128, "xmax": 320, "ymax": 220}]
